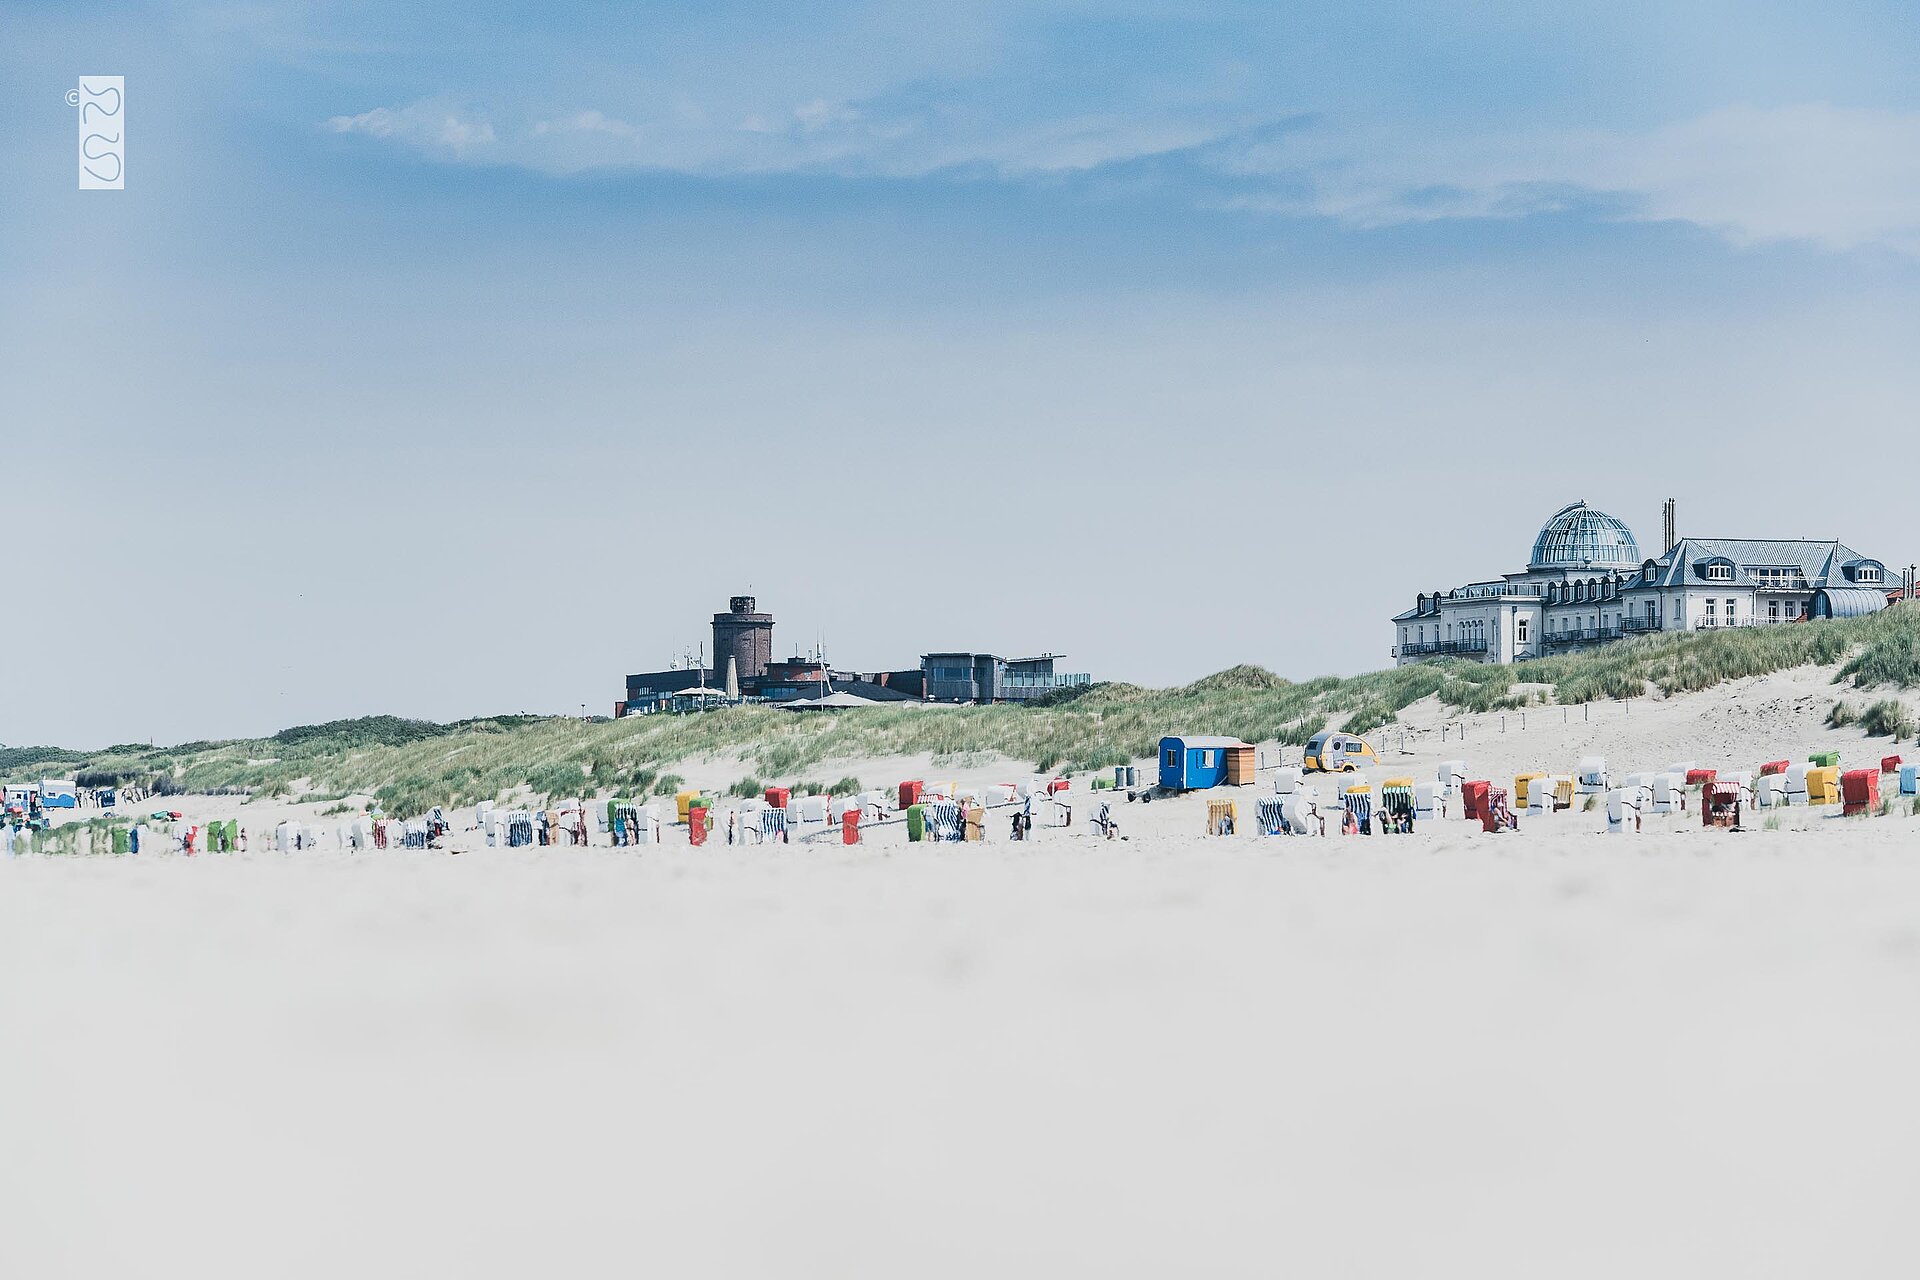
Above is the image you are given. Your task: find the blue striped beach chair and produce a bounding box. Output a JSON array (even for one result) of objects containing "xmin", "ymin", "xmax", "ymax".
[
  {"xmin": 926, "ymin": 800, "xmax": 965, "ymax": 842},
  {"xmin": 1342, "ymin": 787, "xmax": 1373, "ymax": 836},
  {"xmin": 1255, "ymin": 797, "xmax": 1288, "ymax": 836}
]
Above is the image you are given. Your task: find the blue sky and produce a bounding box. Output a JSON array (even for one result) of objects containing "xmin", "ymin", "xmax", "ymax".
[{"xmin": 5, "ymin": 2, "xmax": 1920, "ymax": 746}]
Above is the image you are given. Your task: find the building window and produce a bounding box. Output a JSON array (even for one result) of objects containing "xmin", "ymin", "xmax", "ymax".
[
  {"xmin": 1769, "ymin": 599, "xmax": 1779, "ymax": 622},
  {"xmin": 1858, "ymin": 566, "xmax": 1882, "ymax": 583},
  {"xmin": 1725, "ymin": 598, "xmax": 1737, "ymax": 622},
  {"xmin": 1705, "ymin": 561, "xmax": 1733, "ymax": 581},
  {"xmin": 1517, "ymin": 618, "xmax": 1530, "ymax": 644},
  {"xmin": 1704, "ymin": 599, "xmax": 1718, "ymax": 626}
]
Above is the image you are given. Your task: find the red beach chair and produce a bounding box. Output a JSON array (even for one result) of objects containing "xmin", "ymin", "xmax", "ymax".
[
  {"xmin": 1479, "ymin": 787, "xmax": 1517, "ymax": 833},
  {"xmin": 1842, "ymin": 769, "xmax": 1880, "ymax": 817}
]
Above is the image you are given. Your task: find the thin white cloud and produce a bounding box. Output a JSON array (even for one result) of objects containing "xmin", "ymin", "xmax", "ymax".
[
  {"xmin": 324, "ymin": 101, "xmax": 497, "ymax": 155},
  {"xmin": 1221, "ymin": 104, "xmax": 1920, "ymax": 254},
  {"xmin": 321, "ymin": 96, "xmax": 1920, "ymax": 256}
]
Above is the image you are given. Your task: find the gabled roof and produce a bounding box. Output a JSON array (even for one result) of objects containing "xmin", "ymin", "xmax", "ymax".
[{"xmin": 1629, "ymin": 538, "xmax": 1877, "ymax": 590}]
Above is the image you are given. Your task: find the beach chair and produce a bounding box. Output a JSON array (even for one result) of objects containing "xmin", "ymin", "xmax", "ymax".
[
  {"xmin": 1783, "ymin": 764, "xmax": 1811, "ymax": 806},
  {"xmin": 1606, "ymin": 787, "xmax": 1644, "ymax": 834},
  {"xmin": 1902, "ymin": 764, "xmax": 1920, "ymax": 797},
  {"xmin": 1414, "ymin": 780, "xmax": 1440, "ymax": 822},
  {"xmin": 1461, "ymin": 780, "xmax": 1490, "ymax": 821},
  {"xmin": 1514, "ymin": 772, "xmax": 1546, "ymax": 810},
  {"xmin": 1552, "ymin": 775, "xmax": 1576, "ymax": 811},
  {"xmin": 1282, "ymin": 787, "xmax": 1321, "ymax": 836},
  {"xmin": 1667, "ymin": 761, "xmax": 1697, "ymax": 780},
  {"xmin": 1480, "ymin": 787, "xmax": 1517, "ymax": 833},
  {"xmin": 1650, "ymin": 774, "xmax": 1688, "ymax": 815},
  {"xmin": 1341, "ymin": 785, "xmax": 1373, "ymax": 835},
  {"xmin": 790, "ymin": 795, "xmax": 830, "ymax": 836},
  {"xmin": 1842, "ymin": 769, "xmax": 1879, "ymax": 816},
  {"xmin": 1807, "ymin": 766, "xmax": 1841, "ymax": 806},
  {"xmin": 1255, "ymin": 797, "xmax": 1287, "ymax": 836},
  {"xmin": 1205, "ymin": 800, "xmax": 1237, "ymax": 836},
  {"xmin": 1759, "ymin": 759, "xmax": 1789, "ymax": 777},
  {"xmin": 1273, "ymin": 766, "xmax": 1302, "ymax": 797},
  {"xmin": 1703, "ymin": 782, "xmax": 1742, "ymax": 828},
  {"xmin": 926, "ymin": 800, "xmax": 965, "ymax": 842},
  {"xmin": 1576, "ymin": 757, "xmax": 1609, "ymax": 795},
  {"xmin": 1379, "ymin": 782, "xmax": 1414, "ymax": 833},
  {"xmin": 1437, "ymin": 760, "xmax": 1466, "ymax": 801},
  {"xmin": 759, "ymin": 806, "xmax": 789, "ymax": 844},
  {"xmin": 1755, "ymin": 774, "xmax": 1786, "ymax": 808}
]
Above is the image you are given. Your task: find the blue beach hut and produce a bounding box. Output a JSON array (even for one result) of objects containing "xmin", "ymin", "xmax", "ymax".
[{"xmin": 1159, "ymin": 736, "xmax": 1251, "ymax": 791}]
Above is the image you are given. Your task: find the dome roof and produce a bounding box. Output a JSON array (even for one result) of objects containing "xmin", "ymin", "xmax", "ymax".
[{"xmin": 1529, "ymin": 501, "xmax": 1641, "ymax": 571}]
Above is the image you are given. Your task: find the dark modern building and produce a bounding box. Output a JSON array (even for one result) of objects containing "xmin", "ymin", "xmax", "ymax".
[
  {"xmin": 920, "ymin": 652, "xmax": 1090, "ymax": 703},
  {"xmin": 618, "ymin": 596, "xmax": 1087, "ymax": 714},
  {"xmin": 619, "ymin": 665, "xmax": 713, "ymax": 716}
]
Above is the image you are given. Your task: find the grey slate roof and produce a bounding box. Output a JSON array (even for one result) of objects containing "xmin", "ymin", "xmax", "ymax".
[{"xmin": 1629, "ymin": 538, "xmax": 1879, "ymax": 590}]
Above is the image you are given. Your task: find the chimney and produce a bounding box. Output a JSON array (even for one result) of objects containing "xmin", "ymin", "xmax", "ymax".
[{"xmin": 1661, "ymin": 498, "xmax": 1676, "ymax": 553}]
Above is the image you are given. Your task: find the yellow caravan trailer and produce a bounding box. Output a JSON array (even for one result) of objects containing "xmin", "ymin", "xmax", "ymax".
[{"xmin": 1304, "ymin": 731, "xmax": 1379, "ymax": 773}]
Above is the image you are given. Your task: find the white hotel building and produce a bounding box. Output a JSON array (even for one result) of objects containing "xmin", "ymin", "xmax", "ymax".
[{"xmin": 1392, "ymin": 501, "xmax": 1891, "ymax": 666}]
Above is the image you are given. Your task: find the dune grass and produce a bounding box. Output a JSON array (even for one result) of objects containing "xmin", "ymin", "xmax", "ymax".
[{"xmin": 14, "ymin": 605, "xmax": 1920, "ymax": 816}]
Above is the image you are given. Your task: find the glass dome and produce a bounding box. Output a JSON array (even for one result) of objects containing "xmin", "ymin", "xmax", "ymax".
[{"xmin": 1529, "ymin": 501, "xmax": 1641, "ymax": 571}]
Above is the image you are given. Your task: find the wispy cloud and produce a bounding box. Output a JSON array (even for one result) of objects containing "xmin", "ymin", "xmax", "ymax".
[
  {"xmin": 1218, "ymin": 104, "xmax": 1920, "ymax": 255},
  {"xmin": 322, "ymin": 94, "xmax": 1920, "ymax": 256},
  {"xmin": 324, "ymin": 101, "xmax": 497, "ymax": 156}
]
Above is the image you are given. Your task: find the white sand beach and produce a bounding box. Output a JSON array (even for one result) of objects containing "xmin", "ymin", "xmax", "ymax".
[{"xmin": 7, "ymin": 667, "xmax": 1920, "ymax": 1276}]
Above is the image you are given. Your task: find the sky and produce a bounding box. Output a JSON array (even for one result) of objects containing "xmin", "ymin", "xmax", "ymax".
[{"xmin": 4, "ymin": 1, "xmax": 1920, "ymax": 747}]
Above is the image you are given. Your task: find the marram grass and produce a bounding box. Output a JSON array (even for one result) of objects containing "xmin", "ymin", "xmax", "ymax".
[{"xmin": 18, "ymin": 604, "xmax": 1920, "ymax": 816}]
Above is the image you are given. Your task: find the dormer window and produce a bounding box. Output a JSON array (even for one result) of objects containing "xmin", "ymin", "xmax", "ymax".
[{"xmin": 1702, "ymin": 559, "xmax": 1734, "ymax": 582}]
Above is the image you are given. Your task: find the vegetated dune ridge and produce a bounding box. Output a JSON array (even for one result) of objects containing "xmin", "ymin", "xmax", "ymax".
[{"xmin": 20, "ymin": 603, "xmax": 1920, "ymax": 818}]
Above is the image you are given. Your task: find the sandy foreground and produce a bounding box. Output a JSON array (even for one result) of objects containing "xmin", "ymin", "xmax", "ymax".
[{"xmin": 7, "ymin": 667, "xmax": 1920, "ymax": 1277}]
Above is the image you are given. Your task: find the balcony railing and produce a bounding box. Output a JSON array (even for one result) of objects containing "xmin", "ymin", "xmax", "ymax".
[
  {"xmin": 1397, "ymin": 638, "xmax": 1490, "ymax": 658},
  {"xmin": 1621, "ymin": 616, "xmax": 1662, "ymax": 633},
  {"xmin": 1544, "ymin": 625, "xmax": 1625, "ymax": 648}
]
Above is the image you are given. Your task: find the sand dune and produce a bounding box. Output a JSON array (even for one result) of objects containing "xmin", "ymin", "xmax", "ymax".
[{"xmin": 7, "ymin": 665, "xmax": 1920, "ymax": 1276}]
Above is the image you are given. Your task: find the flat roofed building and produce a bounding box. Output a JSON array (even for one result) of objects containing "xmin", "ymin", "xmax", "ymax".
[{"xmin": 921, "ymin": 652, "xmax": 1091, "ymax": 703}]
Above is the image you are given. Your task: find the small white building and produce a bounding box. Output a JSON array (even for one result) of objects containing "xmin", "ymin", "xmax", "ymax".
[{"xmin": 1392, "ymin": 501, "xmax": 1890, "ymax": 666}]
